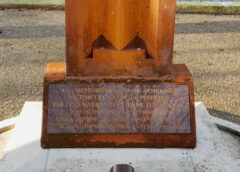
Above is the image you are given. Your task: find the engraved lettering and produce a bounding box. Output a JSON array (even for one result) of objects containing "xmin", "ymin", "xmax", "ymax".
[{"xmin": 48, "ymin": 83, "xmax": 190, "ymax": 134}]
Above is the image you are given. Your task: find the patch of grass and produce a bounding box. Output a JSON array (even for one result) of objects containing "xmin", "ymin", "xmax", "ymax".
[{"xmin": 177, "ymin": 3, "xmax": 240, "ymax": 15}]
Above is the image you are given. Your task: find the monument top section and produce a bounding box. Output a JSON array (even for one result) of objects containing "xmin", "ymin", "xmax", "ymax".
[{"xmin": 65, "ymin": 0, "xmax": 177, "ymax": 76}]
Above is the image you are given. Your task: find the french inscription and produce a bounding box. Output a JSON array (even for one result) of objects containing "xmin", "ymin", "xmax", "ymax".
[{"xmin": 47, "ymin": 83, "xmax": 190, "ymax": 134}]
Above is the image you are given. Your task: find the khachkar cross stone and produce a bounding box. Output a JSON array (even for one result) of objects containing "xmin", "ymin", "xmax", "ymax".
[{"xmin": 41, "ymin": 0, "xmax": 196, "ymax": 148}]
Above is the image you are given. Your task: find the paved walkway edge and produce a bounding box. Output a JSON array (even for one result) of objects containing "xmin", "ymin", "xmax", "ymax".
[
  {"xmin": 0, "ymin": 3, "xmax": 64, "ymax": 10},
  {"xmin": 1, "ymin": 2, "xmax": 240, "ymax": 15}
]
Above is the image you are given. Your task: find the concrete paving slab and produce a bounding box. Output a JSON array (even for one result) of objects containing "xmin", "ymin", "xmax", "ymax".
[
  {"xmin": 0, "ymin": 102, "xmax": 239, "ymax": 172},
  {"xmin": 46, "ymin": 148, "xmax": 194, "ymax": 172},
  {"xmin": 0, "ymin": 102, "xmax": 49, "ymax": 172},
  {"xmin": 190, "ymin": 103, "xmax": 240, "ymax": 172}
]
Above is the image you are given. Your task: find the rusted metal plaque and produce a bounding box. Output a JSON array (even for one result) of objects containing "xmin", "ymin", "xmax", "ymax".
[{"xmin": 47, "ymin": 83, "xmax": 190, "ymax": 134}]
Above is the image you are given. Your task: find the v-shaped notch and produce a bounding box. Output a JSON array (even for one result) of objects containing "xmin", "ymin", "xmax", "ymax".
[
  {"xmin": 122, "ymin": 36, "xmax": 146, "ymax": 50},
  {"xmin": 92, "ymin": 35, "xmax": 117, "ymax": 50},
  {"xmin": 122, "ymin": 35, "xmax": 153, "ymax": 58},
  {"xmin": 87, "ymin": 35, "xmax": 117, "ymax": 58}
]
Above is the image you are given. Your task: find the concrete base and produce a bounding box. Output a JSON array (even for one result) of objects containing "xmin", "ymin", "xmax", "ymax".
[{"xmin": 0, "ymin": 102, "xmax": 239, "ymax": 172}]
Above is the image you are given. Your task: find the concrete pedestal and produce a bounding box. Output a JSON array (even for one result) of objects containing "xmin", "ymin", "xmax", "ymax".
[{"xmin": 0, "ymin": 102, "xmax": 239, "ymax": 172}]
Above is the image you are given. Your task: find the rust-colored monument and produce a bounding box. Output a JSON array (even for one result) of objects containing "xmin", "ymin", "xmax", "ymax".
[{"xmin": 41, "ymin": 0, "xmax": 196, "ymax": 148}]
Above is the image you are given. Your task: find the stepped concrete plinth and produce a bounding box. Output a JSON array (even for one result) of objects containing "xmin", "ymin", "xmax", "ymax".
[{"xmin": 0, "ymin": 102, "xmax": 239, "ymax": 172}]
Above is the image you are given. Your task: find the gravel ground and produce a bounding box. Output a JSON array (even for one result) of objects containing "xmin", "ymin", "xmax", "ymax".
[{"xmin": 0, "ymin": 10, "xmax": 239, "ymax": 123}]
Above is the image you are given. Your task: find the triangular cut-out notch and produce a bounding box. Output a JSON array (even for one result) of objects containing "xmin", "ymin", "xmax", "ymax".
[
  {"xmin": 122, "ymin": 36, "xmax": 146, "ymax": 50},
  {"xmin": 122, "ymin": 36, "xmax": 153, "ymax": 59},
  {"xmin": 92, "ymin": 35, "xmax": 117, "ymax": 50},
  {"xmin": 87, "ymin": 35, "xmax": 117, "ymax": 58}
]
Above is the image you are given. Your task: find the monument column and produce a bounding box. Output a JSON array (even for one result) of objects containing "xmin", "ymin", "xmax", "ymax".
[
  {"xmin": 41, "ymin": 0, "xmax": 196, "ymax": 148},
  {"xmin": 66, "ymin": 0, "xmax": 176, "ymax": 76}
]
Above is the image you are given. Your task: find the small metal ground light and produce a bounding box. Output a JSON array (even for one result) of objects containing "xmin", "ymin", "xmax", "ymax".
[{"xmin": 110, "ymin": 164, "xmax": 135, "ymax": 172}]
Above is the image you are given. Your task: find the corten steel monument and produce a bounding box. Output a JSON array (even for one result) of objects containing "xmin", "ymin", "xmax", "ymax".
[
  {"xmin": 41, "ymin": 0, "xmax": 196, "ymax": 148},
  {"xmin": 65, "ymin": 0, "xmax": 176, "ymax": 76}
]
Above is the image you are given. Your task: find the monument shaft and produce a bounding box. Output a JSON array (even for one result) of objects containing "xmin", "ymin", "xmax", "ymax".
[
  {"xmin": 41, "ymin": 0, "xmax": 196, "ymax": 148},
  {"xmin": 66, "ymin": 0, "xmax": 176, "ymax": 76}
]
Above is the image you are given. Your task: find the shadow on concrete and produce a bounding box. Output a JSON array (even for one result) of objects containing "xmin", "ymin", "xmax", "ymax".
[
  {"xmin": 208, "ymin": 108, "xmax": 240, "ymax": 125},
  {"xmin": 0, "ymin": 20, "xmax": 240, "ymax": 39},
  {"xmin": 0, "ymin": 139, "xmax": 49, "ymax": 171}
]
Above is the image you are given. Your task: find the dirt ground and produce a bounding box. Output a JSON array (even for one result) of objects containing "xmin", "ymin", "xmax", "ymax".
[{"xmin": 0, "ymin": 10, "xmax": 239, "ymax": 123}]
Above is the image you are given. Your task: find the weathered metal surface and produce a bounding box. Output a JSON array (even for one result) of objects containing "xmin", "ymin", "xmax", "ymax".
[
  {"xmin": 41, "ymin": 0, "xmax": 196, "ymax": 149},
  {"xmin": 65, "ymin": 0, "xmax": 176, "ymax": 76},
  {"xmin": 47, "ymin": 83, "xmax": 190, "ymax": 134},
  {"xmin": 110, "ymin": 164, "xmax": 135, "ymax": 172},
  {"xmin": 41, "ymin": 63, "xmax": 196, "ymax": 148}
]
